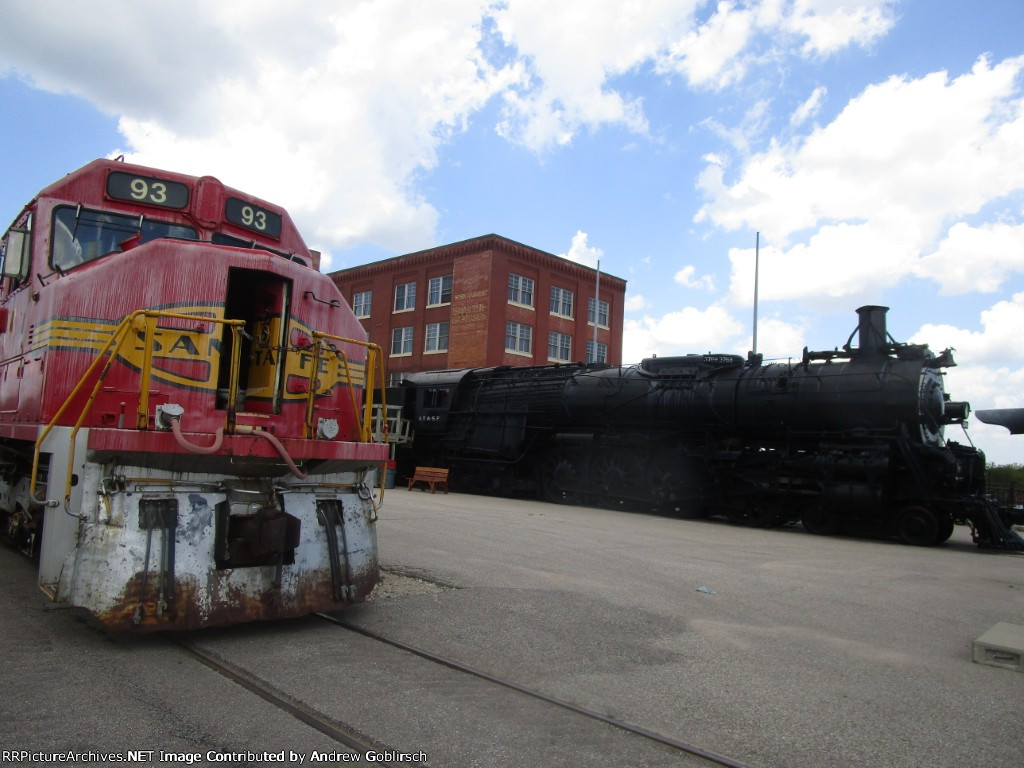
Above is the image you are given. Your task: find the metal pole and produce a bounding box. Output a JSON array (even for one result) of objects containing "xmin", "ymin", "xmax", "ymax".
[
  {"xmin": 752, "ymin": 232, "xmax": 759, "ymax": 356},
  {"xmin": 593, "ymin": 259, "xmax": 600, "ymax": 362}
]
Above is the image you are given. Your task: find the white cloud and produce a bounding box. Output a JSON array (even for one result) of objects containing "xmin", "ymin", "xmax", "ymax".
[
  {"xmin": 790, "ymin": 85, "xmax": 827, "ymax": 127},
  {"xmin": 490, "ymin": 0, "xmax": 901, "ymax": 150},
  {"xmin": 911, "ymin": 293, "xmax": 1024, "ymax": 367},
  {"xmin": 656, "ymin": 0, "xmax": 896, "ymax": 90},
  {"xmin": 0, "ymin": 0, "xmax": 912, "ymax": 263},
  {"xmin": 658, "ymin": 1, "xmax": 757, "ymax": 90},
  {"xmin": 700, "ymin": 99, "xmax": 774, "ymax": 155},
  {"xmin": 623, "ymin": 304, "xmax": 744, "ymax": 362},
  {"xmin": 674, "ymin": 265, "xmax": 715, "ymax": 290},
  {"xmin": 698, "ymin": 55, "xmax": 1024, "ymax": 304},
  {"xmin": 780, "ymin": 0, "xmax": 897, "ymax": 56},
  {"xmin": 750, "ymin": 315, "xmax": 809, "ymax": 360},
  {"xmin": 625, "ymin": 294, "xmax": 648, "ymax": 312},
  {"xmin": 490, "ymin": 0, "xmax": 696, "ymax": 150},
  {"xmin": 559, "ymin": 230, "xmax": 603, "ymax": 268},
  {"xmin": 914, "ymin": 220, "xmax": 1024, "ymax": 295},
  {"xmin": 0, "ymin": 0, "xmax": 514, "ymax": 269}
]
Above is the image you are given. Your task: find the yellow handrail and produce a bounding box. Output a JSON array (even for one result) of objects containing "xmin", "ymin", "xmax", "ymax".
[
  {"xmin": 30, "ymin": 310, "xmax": 386, "ymax": 508},
  {"xmin": 31, "ymin": 310, "xmax": 244, "ymax": 506},
  {"xmin": 307, "ymin": 333, "xmax": 387, "ymax": 444}
]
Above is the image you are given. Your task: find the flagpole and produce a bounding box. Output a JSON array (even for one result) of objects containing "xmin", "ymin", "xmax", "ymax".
[
  {"xmin": 593, "ymin": 259, "xmax": 600, "ymax": 362},
  {"xmin": 752, "ymin": 232, "xmax": 759, "ymax": 356}
]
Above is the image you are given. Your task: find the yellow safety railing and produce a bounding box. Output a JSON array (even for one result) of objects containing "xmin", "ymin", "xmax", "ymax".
[
  {"xmin": 30, "ymin": 310, "xmax": 388, "ymax": 507},
  {"xmin": 306, "ymin": 333, "xmax": 387, "ymax": 443},
  {"xmin": 31, "ymin": 309, "xmax": 245, "ymax": 506}
]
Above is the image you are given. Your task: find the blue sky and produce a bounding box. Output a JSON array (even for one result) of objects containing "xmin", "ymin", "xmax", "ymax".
[{"xmin": 2, "ymin": 0, "xmax": 1024, "ymax": 462}]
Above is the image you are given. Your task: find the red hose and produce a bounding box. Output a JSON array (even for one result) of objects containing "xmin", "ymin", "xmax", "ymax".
[
  {"xmin": 170, "ymin": 417, "xmax": 224, "ymax": 455},
  {"xmin": 169, "ymin": 416, "xmax": 306, "ymax": 479},
  {"xmin": 251, "ymin": 429, "xmax": 308, "ymax": 480}
]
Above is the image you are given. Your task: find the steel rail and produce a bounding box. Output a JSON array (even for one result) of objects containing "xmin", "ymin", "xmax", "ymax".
[
  {"xmin": 317, "ymin": 613, "xmax": 755, "ymax": 768},
  {"xmin": 171, "ymin": 635, "xmax": 423, "ymax": 768}
]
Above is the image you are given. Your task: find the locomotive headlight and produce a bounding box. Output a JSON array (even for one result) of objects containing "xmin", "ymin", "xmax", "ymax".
[
  {"xmin": 944, "ymin": 401, "xmax": 970, "ymax": 422},
  {"xmin": 317, "ymin": 417, "xmax": 340, "ymax": 440}
]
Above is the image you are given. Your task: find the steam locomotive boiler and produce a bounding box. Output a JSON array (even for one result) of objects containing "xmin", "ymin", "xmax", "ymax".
[
  {"xmin": 0, "ymin": 159, "xmax": 389, "ymax": 630},
  {"xmin": 393, "ymin": 306, "xmax": 1023, "ymax": 550}
]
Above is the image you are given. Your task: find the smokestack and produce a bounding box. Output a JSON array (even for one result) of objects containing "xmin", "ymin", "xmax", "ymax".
[{"xmin": 856, "ymin": 305, "xmax": 890, "ymax": 357}]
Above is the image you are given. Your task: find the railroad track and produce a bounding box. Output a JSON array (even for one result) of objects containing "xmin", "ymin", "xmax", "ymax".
[
  {"xmin": 172, "ymin": 634, "xmax": 417, "ymax": 768},
  {"xmin": 174, "ymin": 615, "xmax": 756, "ymax": 768}
]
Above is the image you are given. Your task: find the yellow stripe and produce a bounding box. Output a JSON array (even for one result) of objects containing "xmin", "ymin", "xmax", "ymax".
[{"xmin": 32, "ymin": 316, "xmax": 369, "ymax": 392}]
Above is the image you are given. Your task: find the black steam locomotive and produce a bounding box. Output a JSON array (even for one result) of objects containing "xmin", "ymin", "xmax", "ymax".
[{"xmin": 389, "ymin": 306, "xmax": 1023, "ymax": 550}]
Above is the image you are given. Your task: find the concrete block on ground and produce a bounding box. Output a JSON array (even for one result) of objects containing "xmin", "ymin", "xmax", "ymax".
[{"xmin": 973, "ymin": 622, "xmax": 1024, "ymax": 672}]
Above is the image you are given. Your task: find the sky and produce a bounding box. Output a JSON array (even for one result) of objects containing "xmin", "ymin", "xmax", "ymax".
[{"xmin": 2, "ymin": 0, "xmax": 1024, "ymax": 463}]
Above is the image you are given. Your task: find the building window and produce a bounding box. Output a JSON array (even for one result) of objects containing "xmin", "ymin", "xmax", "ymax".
[
  {"xmin": 428, "ymin": 275, "xmax": 453, "ymax": 306},
  {"xmin": 548, "ymin": 331, "xmax": 572, "ymax": 362},
  {"xmin": 425, "ymin": 321, "xmax": 450, "ymax": 353},
  {"xmin": 352, "ymin": 290, "xmax": 372, "ymax": 318},
  {"xmin": 387, "ymin": 372, "xmax": 406, "ymax": 387},
  {"xmin": 588, "ymin": 297, "xmax": 609, "ymax": 328},
  {"xmin": 394, "ymin": 282, "xmax": 416, "ymax": 312},
  {"xmin": 550, "ymin": 286, "xmax": 573, "ymax": 318},
  {"xmin": 586, "ymin": 340, "xmax": 608, "ymax": 364},
  {"xmin": 505, "ymin": 321, "xmax": 532, "ymax": 355},
  {"xmin": 391, "ymin": 326, "xmax": 413, "ymax": 356},
  {"xmin": 508, "ymin": 273, "xmax": 534, "ymax": 307}
]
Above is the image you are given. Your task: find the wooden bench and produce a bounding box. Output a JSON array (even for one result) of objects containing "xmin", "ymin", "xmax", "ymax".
[{"xmin": 407, "ymin": 466, "xmax": 449, "ymax": 494}]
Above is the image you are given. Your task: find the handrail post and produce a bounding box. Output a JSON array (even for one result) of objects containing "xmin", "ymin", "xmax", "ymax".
[
  {"xmin": 226, "ymin": 324, "xmax": 242, "ymax": 434},
  {"xmin": 137, "ymin": 312, "xmax": 157, "ymax": 429}
]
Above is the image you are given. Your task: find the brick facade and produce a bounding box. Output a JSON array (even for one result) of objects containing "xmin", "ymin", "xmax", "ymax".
[{"xmin": 328, "ymin": 234, "xmax": 626, "ymax": 383}]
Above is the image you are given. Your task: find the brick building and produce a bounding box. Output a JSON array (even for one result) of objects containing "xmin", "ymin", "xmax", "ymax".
[{"xmin": 328, "ymin": 234, "xmax": 626, "ymax": 385}]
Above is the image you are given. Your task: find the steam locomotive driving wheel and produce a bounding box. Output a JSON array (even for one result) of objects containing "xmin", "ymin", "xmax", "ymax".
[
  {"xmin": 539, "ymin": 450, "xmax": 583, "ymax": 504},
  {"xmin": 896, "ymin": 505, "xmax": 954, "ymax": 546},
  {"xmin": 801, "ymin": 505, "xmax": 840, "ymax": 536},
  {"xmin": 590, "ymin": 449, "xmax": 636, "ymax": 507}
]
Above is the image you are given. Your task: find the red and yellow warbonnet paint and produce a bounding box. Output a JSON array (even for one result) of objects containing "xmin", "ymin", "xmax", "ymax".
[{"xmin": 29, "ymin": 304, "xmax": 366, "ymax": 400}]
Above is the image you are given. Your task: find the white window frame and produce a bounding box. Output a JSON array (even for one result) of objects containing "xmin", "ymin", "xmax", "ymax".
[
  {"xmin": 394, "ymin": 282, "xmax": 416, "ymax": 312},
  {"xmin": 508, "ymin": 273, "xmax": 535, "ymax": 308},
  {"xmin": 352, "ymin": 290, "xmax": 372, "ymax": 318},
  {"xmin": 427, "ymin": 275, "xmax": 453, "ymax": 307},
  {"xmin": 425, "ymin": 321, "xmax": 450, "ymax": 353},
  {"xmin": 505, "ymin": 321, "xmax": 532, "ymax": 356},
  {"xmin": 549, "ymin": 285, "xmax": 573, "ymax": 318},
  {"xmin": 588, "ymin": 297, "xmax": 609, "ymax": 328},
  {"xmin": 586, "ymin": 339, "xmax": 608, "ymax": 363},
  {"xmin": 390, "ymin": 326, "xmax": 413, "ymax": 356},
  {"xmin": 548, "ymin": 331, "xmax": 572, "ymax": 362}
]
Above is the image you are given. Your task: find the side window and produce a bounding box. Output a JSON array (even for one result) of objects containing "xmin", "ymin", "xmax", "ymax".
[
  {"xmin": 52, "ymin": 209, "xmax": 85, "ymax": 269},
  {"xmin": 423, "ymin": 386, "xmax": 452, "ymax": 408},
  {"xmin": 1, "ymin": 221, "xmax": 31, "ymax": 284}
]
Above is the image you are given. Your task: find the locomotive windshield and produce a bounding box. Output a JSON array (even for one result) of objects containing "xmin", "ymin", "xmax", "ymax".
[
  {"xmin": 51, "ymin": 205, "xmax": 197, "ymax": 271},
  {"xmin": 211, "ymin": 232, "xmax": 306, "ymax": 265}
]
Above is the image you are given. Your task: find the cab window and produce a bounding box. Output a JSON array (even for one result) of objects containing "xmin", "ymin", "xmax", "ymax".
[{"xmin": 51, "ymin": 206, "xmax": 197, "ymax": 271}]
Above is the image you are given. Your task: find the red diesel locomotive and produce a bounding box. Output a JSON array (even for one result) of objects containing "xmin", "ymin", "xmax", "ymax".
[{"xmin": 0, "ymin": 158, "xmax": 389, "ymax": 630}]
